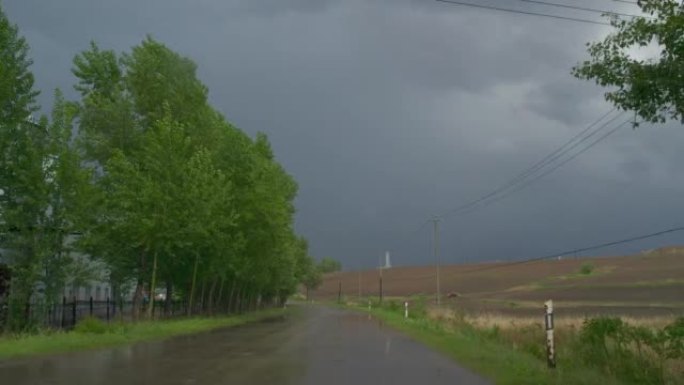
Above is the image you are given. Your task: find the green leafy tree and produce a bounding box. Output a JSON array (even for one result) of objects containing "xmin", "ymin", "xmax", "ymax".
[
  {"xmin": 39, "ymin": 91, "xmax": 94, "ymax": 309},
  {"xmin": 318, "ymin": 257, "xmax": 342, "ymax": 273},
  {"xmin": 573, "ymin": 1, "xmax": 684, "ymax": 124},
  {"xmin": 66, "ymin": 36, "xmax": 309, "ymax": 320},
  {"xmin": 0, "ymin": 10, "xmax": 91, "ymax": 327},
  {"xmin": 0, "ymin": 4, "xmax": 47, "ymax": 330},
  {"xmin": 299, "ymin": 253, "xmax": 322, "ymax": 300},
  {"xmin": 0, "ymin": 3, "xmax": 38, "ymax": 130}
]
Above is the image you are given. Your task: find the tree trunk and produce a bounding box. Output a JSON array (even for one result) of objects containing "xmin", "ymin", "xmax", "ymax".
[
  {"xmin": 215, "ymin": 278, "xmax": 225, "ymax": 313},
  {"xmin": 227, "ymin": 281, "xmax": 236, "ymax": 314},
  {"xmin": 146, "ymin": 251, "xmax": 158, "ymax": 320},
  {"xmin": 207, "ymin": 278, "xmax": 218, "ymax": 315},
  {"xmin": 246, "ymin": 291, "xmax": 253, "ymax": 312},
  {"xmin": 187, "ymin": 253, "xmax": 199, "ymax": 316},
  {"xmin": 131, "ymin": 279, "xmax": 144, "ymax": 322},
  {"xmin": 235, "ymin": 286, "xmax": 242, "ymax": 313},
  {"xmin": 164, "ymin": 281, "xmax": 173, "ymax": 317},
  {"xmin": 199, "ymin": 278, "xmax": 207, "ymax": 314}
]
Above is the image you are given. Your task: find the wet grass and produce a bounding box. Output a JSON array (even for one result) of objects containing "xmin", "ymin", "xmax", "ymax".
[
  {"xmin": 0, "ymin": 308, "xmax": 286, "ymax": 360},
  {"xmin": 357, "ymin": 305, "xmax": 623, "ymax": 385}
]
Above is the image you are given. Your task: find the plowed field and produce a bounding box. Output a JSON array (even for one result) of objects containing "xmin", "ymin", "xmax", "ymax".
[{"xmin": 314, "ymin": 247, "xmax": 684, "ymax": 317}]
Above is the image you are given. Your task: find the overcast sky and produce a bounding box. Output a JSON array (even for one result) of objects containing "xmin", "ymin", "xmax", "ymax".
[{"xmin": 5, "ymin": 0, "xmax": 684, "ymax": 269}]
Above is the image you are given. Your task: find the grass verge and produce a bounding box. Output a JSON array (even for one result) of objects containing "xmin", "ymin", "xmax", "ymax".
[
  {"xmin": 0, "ymin": 308, "xmax": 286, "ymax": 360},
  {"xmin": 354, "ymin": 304, "xmax": 623, "ymax": 385}
]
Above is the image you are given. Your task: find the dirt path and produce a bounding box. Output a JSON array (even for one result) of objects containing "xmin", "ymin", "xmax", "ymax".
[{"xmin": 0, "ymin": 306, "xmax": 490, "ymax": 385}]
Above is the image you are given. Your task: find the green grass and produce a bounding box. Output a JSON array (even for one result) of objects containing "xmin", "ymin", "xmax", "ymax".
[
  {"xmin": 359, "ymin": 306, "xmax": 621, "ymax": 385},
  {"xmin": 0, "ymin": 309, "xmax": 286, "ymax": 360}
]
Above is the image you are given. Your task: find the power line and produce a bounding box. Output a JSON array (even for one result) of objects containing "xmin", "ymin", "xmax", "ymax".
[
  {"xmin": 389, "ymin": 219, "xmax": 431, "ymax": 252},
  {"xmin": 518, "ymin": 0, "xmax": 652, "ymax": 19},
  {"xmin": 456, "ymin": 116, "xmax": 632, "ymax": 216},
  {"xmin": 464, "ymin": 225, "xmax": 684, "ymax": 273},
  {"xmin": 439, "ymin": 110, "xmax": 625, "ymax": 218},
  {"xmin": 435, "ymin": 0, "xmax": 611, "ymax": 25},
  {"xmin": 440, "ymin": 109, "xmax": 618, "ymax": 217},
  {"xmin": 487, "ymin": 110, "xmax": 622, "ymax": 201},
  {"xmin": 495, "ymin": 117, "xmax": 631, "ymax": 196}
]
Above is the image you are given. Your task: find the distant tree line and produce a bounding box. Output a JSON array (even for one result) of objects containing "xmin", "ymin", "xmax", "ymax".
[
  {"xmin": 0, "ymin": 5, "xmax": 319, "ymax": 331},
  {"xmin": 300, "ymin": 257, "xmax": 342, "ymax": 299}
]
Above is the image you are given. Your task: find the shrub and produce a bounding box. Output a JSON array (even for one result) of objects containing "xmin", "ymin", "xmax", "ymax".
[
  {"xmin": 579, "ymin": 263, "xmax": 594, "ymax": 275},
  {"xmin": 576, "ymin": 317, "xmax": 675, "ymax": 385},
  {"xmin": 411, "ymin": 296, "xmax": 428, "ymax": 318},
  {"xmin": 662, "ymin": 317, "xmax": 684, "ymax": 359},
  {"xmin": 74, "ymin": 317, "xmax": 109, "ymax": 334},
  {"xmin": 521, "ymin": 341, "xmax": 546, "ymax": 361},
  {"xmin": 483, "ymin": 325, "xmax": 500, "ymax": 341},
  {"xmin": 385, "ymin": 300, "xmax": 400, "ymax": 312}
]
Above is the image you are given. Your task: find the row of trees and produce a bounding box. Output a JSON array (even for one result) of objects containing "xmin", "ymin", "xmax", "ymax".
[{"xmin": 0, "ymin": 5, "xmax": 319, "ymax": 330}]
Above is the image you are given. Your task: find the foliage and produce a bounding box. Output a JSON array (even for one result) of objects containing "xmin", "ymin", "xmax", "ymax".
[
  {"xmin": 0, "ymin": 3, "xmax": 38, "ymax": 129},
  {"xmin": 0, "ymin": 264, "xmax": 9, "ymax": 298},
  {"xmin": 0, "ymin": 309, "xmax": 285, "ymax": 359},
  {"xmin": 74, "ymin": 316, "xmax": 109, "ymax": 334},
  {"xmin": 71, "ymin": 37, "xmax": 314, "ymax": 319},
  {"xmin": 576, "ymin": 316, "xmax": 684, "ymax": 385},
  {"xmin": 0, "ymin": 6, "xmax": 315, "ymax": 330},
  {"xmin": 318, "ymin": 257, "xmax": 342, "ymax": 273},
  {"xmin": 364, "ymin": 305, "xmax": 622, "ymax": 385},
  {"xmin": 580, "ymin": 263, "xmax": 594, "ymax": 275},
  {"xmin": 300, "ymin": 251, "xmax": 323, "ymax": 292},
  {"xmin": 357, "ymin": 299, "xmax": 683, "ymax": 385},
  {"xmin": 573, "ymin": 1, "xmax": 684, "ymax": 124},
  {"xmin": 0, "ymin": 3, "xmax": 48, "ymax": 331}
]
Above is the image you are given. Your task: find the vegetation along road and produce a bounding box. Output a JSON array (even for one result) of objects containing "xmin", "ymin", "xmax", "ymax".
[{"xmin": 0, "ymin": 306, "xmax": 490, "ymax": 385}]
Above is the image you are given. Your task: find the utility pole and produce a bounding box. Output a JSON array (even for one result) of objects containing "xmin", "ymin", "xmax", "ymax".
[
  {"xmin": 378, "ymin": 253, "xmax": 383, "ymax": 303},
  {"xmin": 433, "ymin": 216, "xmax": 441, "ymax": 307},
  {"xmin": 358, "ymin": 271, "xmax": 362, "ymax": 299},
  {"xmin": 379, "ymin": 267, "xmax": 383, "ymax": 304}
]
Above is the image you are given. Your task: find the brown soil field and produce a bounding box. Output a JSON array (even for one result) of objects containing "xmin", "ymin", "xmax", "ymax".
[{"xmin": 313, "ymin": 246, "xmax": 684, "ymax": 317}]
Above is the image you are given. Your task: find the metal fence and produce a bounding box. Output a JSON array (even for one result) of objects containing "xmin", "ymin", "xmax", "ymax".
[{"xmin": 1, "ymin": 297, "xmax": 190, "ymax": 330}]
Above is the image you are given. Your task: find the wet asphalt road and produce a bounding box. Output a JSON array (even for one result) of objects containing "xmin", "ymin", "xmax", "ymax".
[{"xmin": 0, "ymin": 306, "xmax": 491, "ymax": 385}]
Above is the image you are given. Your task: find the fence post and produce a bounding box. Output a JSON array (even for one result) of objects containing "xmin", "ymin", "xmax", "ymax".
[
  {"xmin": 106, "ymin": 297, "xmax": 110, "ymax": 322},
  {"xmin": 338, "ymin": 281, "xmax": 342, "ymax": 303},
  {"xmin": 544, "ymin": 300, "xmax": 556, "ymax": 368},
  {"xmin": 404, "ymin": 301, "xmax": 408, "ymax": 319},
  {"xmin": 61, "ymin": 297, "xmax": 66, "ymax": 328},
  {"xmin": 72, "ymin": 297, "xmax": 77, "ymax": 327},
  {"xmin": 89, "ymin": 296, "xmax": 93, "ymax": 317}
]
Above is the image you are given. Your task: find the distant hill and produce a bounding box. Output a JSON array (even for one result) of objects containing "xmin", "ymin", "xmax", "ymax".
[{"xmin": 312, "ymin": 247, "xmax": 684, "ymax": 317}]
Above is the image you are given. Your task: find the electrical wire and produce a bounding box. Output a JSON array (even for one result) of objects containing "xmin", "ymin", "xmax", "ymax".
[
  {"xmin": 453, "ymin": 116, "xmax": 632, "ymax": 216},
  {"xmin": 439, "ymin": 109, "xmax": 618, "ymax": 218},
  {"xmin": 435, "ymin": 0, "xmax": 611, "ymax": 25},
  {"xmin": 517, "ymin": 0, "xmax": 651, "ymax": 19},
  {"xmin": 439, "ymin": 110, "xmax": 626, "ymax": 219},
  {"xmin": 464, "ymin": 225, "xmax": 684, "ymax": 273}
]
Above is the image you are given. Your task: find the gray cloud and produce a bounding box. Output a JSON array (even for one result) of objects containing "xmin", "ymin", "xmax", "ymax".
[{"xmin": 4, "ymin": 0, "xmax": 683, "ymax": 269}]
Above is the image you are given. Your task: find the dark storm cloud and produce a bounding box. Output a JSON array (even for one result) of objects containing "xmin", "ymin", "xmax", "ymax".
[
  {"xmin": 4, "ymin": 0, "xmax": 683, "ymax": 269},
  {"xmin": 234, "ymin": 0, "xmax": 337, "ymax": 15},
  {"xmin": 525, "ymin": 75, "xmax": 607, "ymax": 126}
]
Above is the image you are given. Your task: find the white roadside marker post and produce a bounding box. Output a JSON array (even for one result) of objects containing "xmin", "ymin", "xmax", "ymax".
[
  {"xmin": 404, "ymin": 301, "xmax": 409, "ymax": 319},
  {"xmin": 545, "ymin": 300, "xmax": 556, "ymax": 368}
]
